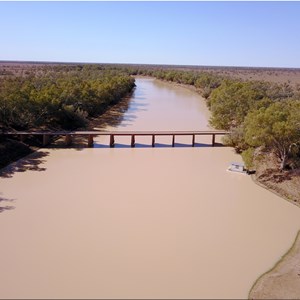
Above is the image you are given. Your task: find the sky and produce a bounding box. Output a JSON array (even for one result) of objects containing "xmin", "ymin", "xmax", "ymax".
[{"xmin": 0, "ymin": 1, "xmax": 300, "ymax": 68}]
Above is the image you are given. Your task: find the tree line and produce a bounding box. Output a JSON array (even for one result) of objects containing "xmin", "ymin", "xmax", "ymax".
[{"xmin": 0, "ymin": 65, "xmax": 135, "ymax": 130}]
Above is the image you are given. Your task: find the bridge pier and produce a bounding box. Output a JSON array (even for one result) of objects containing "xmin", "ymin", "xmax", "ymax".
[
  {"xmin": 43, "ymin": 134, "xmax": 50, "ymax": 146},
  {"xmin": 110, "ymin": 134, "xmax": 115, "ymax": 147},
  {"xmin": 87, "ymin": 135, "xmax": 94, "ymax": 147},
  {"xmin": 20, "ymin": 134, "xmax": 26, "ymax": 143},
  {"xmin": 152, "ymin": 135, "xmax": 155, "ymax": 147},
  {"xmin": 212, "ymin": 134, "xmax": 215, "ymax": 146},
  {"xmin": 65, "ymin": 135, "xmax": 72, "ymax": 146},
  {"xmin": 192, "ymin": 134, "xmax": 195, "ymax": 147},
  {"xmin": 172, "ymin": 135, "xmax": 175, "ymax": 147},
  {"xmin": 131, "ymin": 135, "xmax": 135, "ymax": 147}
]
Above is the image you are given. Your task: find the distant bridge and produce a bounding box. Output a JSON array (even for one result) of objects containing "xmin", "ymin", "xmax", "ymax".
[{"xmin": 2, "ymin": 130, "xmax": 229, "ymax": 148}]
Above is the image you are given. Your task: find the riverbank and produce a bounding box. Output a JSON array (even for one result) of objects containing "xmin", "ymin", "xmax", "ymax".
[
  {"xmin": 250, "ymin": 150, "xmax": 300, "ymax": 208},
  {"xmin": 248, "ymin": 162, "xmax": 300, "ymax": 299},
  {"xmin": 249, "ymin": 231, "xmax": 300, "ymax": 299}
]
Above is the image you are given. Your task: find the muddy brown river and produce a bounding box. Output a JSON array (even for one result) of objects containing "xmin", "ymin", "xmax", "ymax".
[{"xmin": 0, "ymin": 78, "xmax": 300, "ymax": 299}]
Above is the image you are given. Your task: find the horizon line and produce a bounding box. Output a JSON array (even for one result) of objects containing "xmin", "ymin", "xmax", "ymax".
[{"xmin": 1, "ymin": 59, "xmax": 300, "ymax": 71}]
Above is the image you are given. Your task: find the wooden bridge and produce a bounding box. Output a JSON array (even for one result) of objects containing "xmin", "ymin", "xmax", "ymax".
[{"xmin": 2, "ymin": 130, "xmax": 229, "ymax": 148}]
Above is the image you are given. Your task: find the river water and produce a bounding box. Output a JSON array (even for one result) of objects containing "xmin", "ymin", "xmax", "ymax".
[{"xmin": 0, "ymin": 78, "xmax": 300, "ymax": 299}]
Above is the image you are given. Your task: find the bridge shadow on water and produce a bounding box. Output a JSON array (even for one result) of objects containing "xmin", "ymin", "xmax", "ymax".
[
  {"xmin": 0, "ymin": 150, "xmax": 49, "ymax": 178},
  {"xmin": 93, "ymin": 142, "xmax": 225, "ymax": 149}
]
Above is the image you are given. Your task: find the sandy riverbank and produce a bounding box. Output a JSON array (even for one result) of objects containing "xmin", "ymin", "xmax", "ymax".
[{"xmin": 249, "ymin": 231, "xmax": 300, "ymax": 299}]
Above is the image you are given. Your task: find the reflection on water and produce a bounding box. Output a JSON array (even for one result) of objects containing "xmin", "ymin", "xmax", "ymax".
[
  {"xmin": 89, "ymin": 94, "xmax": 134, "ymax": 130},
  {"xmin": 0, "ymin": 195, "xmax": 15, "ymax": 213},
  {"xmin": 0, "ymin": 78, "xmax": 299, "ymax": 299}
]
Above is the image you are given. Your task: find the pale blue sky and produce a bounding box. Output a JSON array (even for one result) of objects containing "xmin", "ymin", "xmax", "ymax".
[{"xmin": 1, "ymin": 1, "xmax": 300, "ymax": 68}]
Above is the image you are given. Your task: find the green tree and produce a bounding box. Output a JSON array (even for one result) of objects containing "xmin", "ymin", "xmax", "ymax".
[
  {"xmin": 244, "ymin": 100, "xmax": 300, "ymax": 171},
  {"xmin": 209, "ymin": 80, "xmax": 265, "ymax": 130}
]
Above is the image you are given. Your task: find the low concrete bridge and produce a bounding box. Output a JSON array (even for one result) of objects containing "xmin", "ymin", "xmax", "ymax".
[{"xmin": 2, "ymin": 130, "xmax": 229, "ymax": 148}]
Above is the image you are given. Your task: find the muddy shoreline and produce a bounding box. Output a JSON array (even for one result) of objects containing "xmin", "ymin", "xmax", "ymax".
[{"xmin": 249, "ymin": 231, "xmax": 300, "ymax": 299}]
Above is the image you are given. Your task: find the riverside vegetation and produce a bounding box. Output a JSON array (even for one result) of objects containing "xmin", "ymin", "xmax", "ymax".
[
  {"xmin": 0, "ymin": 64, "xmax": 135, "ymax": 167},
  {"xmin": 1, "ymin": 63, "xmax": 300, "ymax": 202},
  {"xmin": 0, "ymin": 65, "xmax": 135, "ymax": 130}
]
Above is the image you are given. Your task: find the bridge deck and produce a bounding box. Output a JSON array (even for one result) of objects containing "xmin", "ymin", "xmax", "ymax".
[
  {"xmin": 3, "ymin": 130, "xmax": 228, "ymax": 135},
  {"xmin": 1, "ymin": 130, "xmax": 229, "ymax": 147}
]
